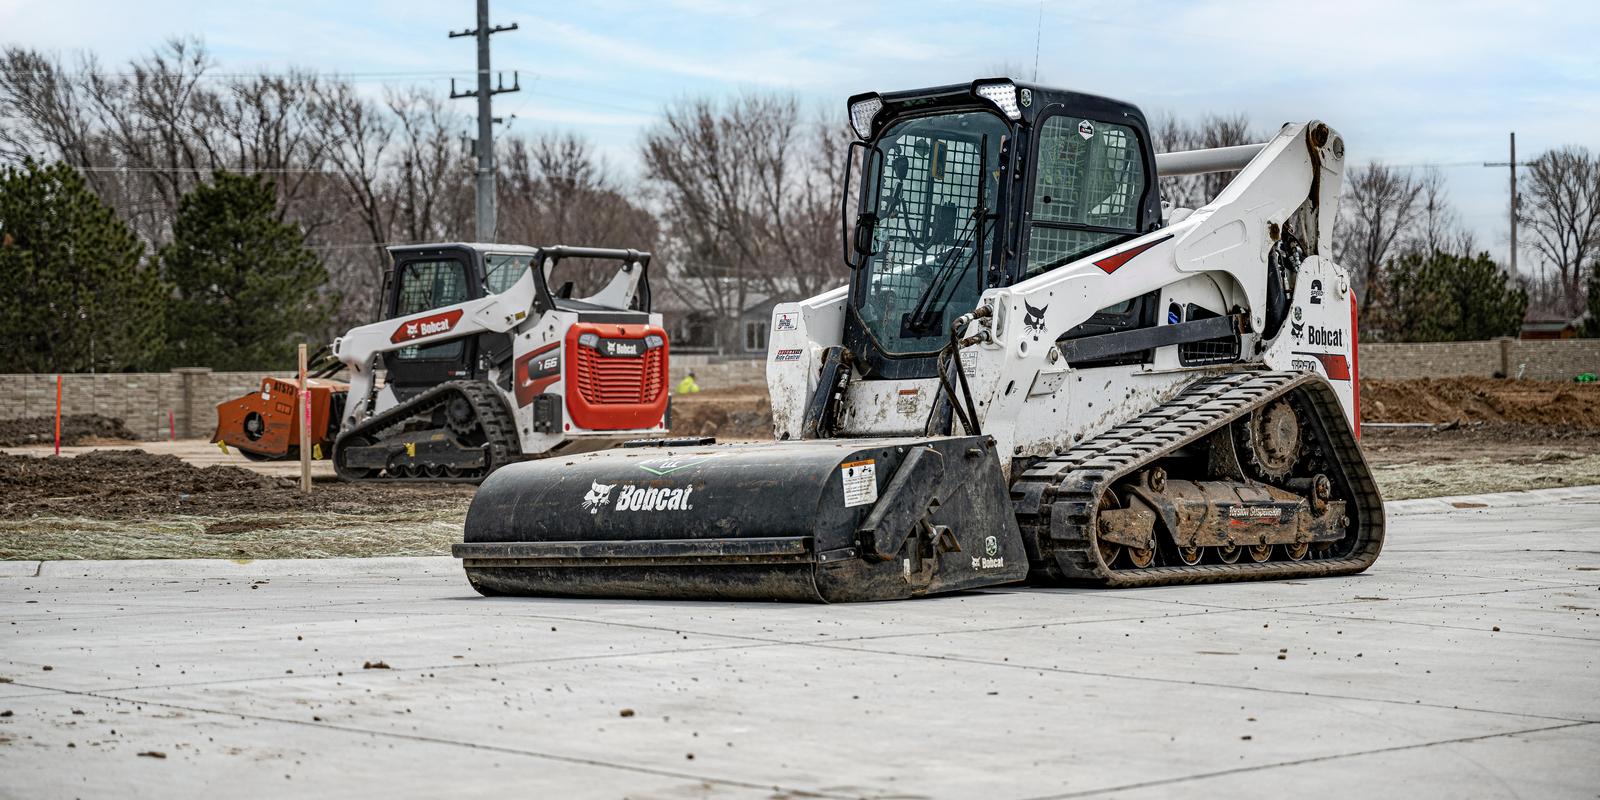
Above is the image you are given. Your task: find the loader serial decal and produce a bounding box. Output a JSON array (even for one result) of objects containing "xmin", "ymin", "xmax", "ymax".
[
  {"xmin": 390, "ymin": 309, "xmax": 464, "ymax": 344},
  {"xmin": 1093, "ymin": 235, "xmax": 1172, "ymax": 274},
  {"xmin": 513, "ymin": 342, "xmax": 562, "ymax": 406}
]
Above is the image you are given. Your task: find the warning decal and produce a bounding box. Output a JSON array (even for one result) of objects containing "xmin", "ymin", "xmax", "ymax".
[{"xmin": 841, "ymin": 459, "xmax": 878, "ymax": 507}]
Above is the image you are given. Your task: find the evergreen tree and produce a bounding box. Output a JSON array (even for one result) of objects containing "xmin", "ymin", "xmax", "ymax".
[
  {"xmin": 1379, "ymin": 249, "xmax": 1526, "ymax": 342},
  {"xmin": 0, "ymin": 160, "xmax": 164, "ymax": 372},
  {"xmin": 1445, "ymin": 251, "xmax": 1529, "ymax": 341},
  {"xmin": 159, "ymin": 172, "xmax": 331, "ymax": 370}
]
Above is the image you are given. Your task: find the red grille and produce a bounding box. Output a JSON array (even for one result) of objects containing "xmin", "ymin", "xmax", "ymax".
[
  {"xmin": 573, "ymin": 347, "xmax": 666, "ymax": 405},
  {"xmin": 563, "ymin": 322, "xmax": 670, "ymax": 431}
]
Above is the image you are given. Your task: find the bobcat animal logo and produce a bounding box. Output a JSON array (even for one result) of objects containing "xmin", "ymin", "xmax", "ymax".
[
  {"xmin": 581, "ymin": 481, "xmax": 616, "ymax": 514},
  {"xmin": 1023, "ymin": 301, "xmax": 1047, "ymax": 335}
]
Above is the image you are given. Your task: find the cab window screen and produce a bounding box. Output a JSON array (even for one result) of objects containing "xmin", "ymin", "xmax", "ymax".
[
  {"xmin": 1025, "ymin": 116, "xmax": 1145, "ymax": 277},
  {"xmin": 396, "ymin": 259, "xmax": 468, "ymax": 315},
  {"xmin": 394, "ymin": 259, "xmax": 467, "ymax": 360}
]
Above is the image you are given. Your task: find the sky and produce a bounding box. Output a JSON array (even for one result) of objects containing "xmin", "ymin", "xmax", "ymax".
[{"xmin": 2, "ymin": 0, "xmax": 1596, "ymax": 272}]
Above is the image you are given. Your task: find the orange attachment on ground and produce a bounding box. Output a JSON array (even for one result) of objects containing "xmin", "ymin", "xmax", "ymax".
[{"xmin": 213, "ymin": 377, "xmax": 347, "ymax": 460}]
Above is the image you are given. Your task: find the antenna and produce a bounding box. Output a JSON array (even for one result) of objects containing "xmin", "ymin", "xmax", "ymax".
[{"xmin": 1033, "ymin": 1, "xmax": 1043, "ymax": 81}]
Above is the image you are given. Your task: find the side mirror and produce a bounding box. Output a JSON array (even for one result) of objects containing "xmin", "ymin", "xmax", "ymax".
[{"xmin": 841, "ymin": 140, "xmax": 885, "ymax": 271}]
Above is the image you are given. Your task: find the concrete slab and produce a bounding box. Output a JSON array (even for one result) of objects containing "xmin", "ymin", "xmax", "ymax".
[{"xmin": 2, "ymin": 488, "xmax": 1598, "ymax": 798}]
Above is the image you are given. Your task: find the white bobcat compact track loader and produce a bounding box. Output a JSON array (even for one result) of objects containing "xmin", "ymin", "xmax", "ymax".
[{"xmin": 454, "ymin": 79, "xmax": 1383, "ymax": 601}]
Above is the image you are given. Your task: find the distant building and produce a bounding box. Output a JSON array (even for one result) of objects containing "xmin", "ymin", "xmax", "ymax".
[
  {"xmin": 654, "ymin": 291, "xmax": 791, "ymax": 357},
  {"xmin": 1520, "ymin": 314, "xmax": 1584, "ymax": 340}
]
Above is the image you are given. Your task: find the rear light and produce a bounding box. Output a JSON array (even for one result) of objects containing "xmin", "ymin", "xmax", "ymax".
[
  {"xmin": 578, "ymin": 332, "xmax": 600, "ymax": 349},
  {"xmin": 644, "ymin": 334, "xmax": 665, "ymax": 350}
]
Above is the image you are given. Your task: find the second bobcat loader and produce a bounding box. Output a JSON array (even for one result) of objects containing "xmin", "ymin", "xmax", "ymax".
[
  {"xmin": 214, "ymin": 244, "xmax": 670, "ymax": 482},
  {"xmin": 454, "ymin": 79, "xmax": 1384, "ymax": 601}
]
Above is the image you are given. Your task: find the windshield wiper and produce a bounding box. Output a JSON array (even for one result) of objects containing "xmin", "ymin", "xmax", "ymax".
[{"xmin": 906, "ymin": 135, "xmax": 990, "ymax": 334}]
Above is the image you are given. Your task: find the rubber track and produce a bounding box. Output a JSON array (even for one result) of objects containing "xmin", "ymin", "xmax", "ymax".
[
  {"xmin": 332, "ymin": 380, "xmax": 521, "ymax": 484},
  {"xmin": 1011, "ymin": 370, "xmax": 1384, "ymax": 587}
]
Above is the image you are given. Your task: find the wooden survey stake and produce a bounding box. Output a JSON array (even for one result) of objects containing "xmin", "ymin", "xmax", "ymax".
[{"xmin": 298, "ymin": 343, "xmax": 311, "ymax": 494}]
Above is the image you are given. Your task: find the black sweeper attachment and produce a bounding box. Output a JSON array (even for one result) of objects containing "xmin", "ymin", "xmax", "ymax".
[{"xmin": 453, "ymin": 436, "xmax": 1029, "ymax": 602}]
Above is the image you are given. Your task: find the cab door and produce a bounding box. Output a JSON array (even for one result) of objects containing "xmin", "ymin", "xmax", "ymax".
[{"xmin": 384, "ymin": 253, "xmax": 479, "ymax": 402}]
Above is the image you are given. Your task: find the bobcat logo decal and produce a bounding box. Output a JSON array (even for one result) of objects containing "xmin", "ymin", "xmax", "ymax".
[
  {"xmin": 581, "ymin": 481, "xmax": 616, "ymax": 514},
  {"xmin": 1023, "ymin": 301, "xmax": 1047, "ymax": 335}
]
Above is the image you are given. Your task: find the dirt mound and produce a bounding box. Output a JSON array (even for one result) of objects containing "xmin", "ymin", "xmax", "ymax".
[
  {"xmin": 671, "ymin": 387, "xmax": 773, "ymax": 440},
  {"xmin": 1362, "ymin": 378, "xmax": 1600, "ymax": 429},
  {"xmin": 0, "ymin": 414, "xmax": 141, "ymax": 447},
  {"xmin": 0, "ymin": 450, "xmax": 472, "ymax": 518}
]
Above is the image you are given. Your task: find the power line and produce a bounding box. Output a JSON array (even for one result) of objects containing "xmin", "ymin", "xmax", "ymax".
[
  {"xmin": 62, "ymin": 165, "xmax": 344, "ymax": 174},
  {"xmin": 3, "ymin": 68, "xmax": 489, "ymax": 83}
]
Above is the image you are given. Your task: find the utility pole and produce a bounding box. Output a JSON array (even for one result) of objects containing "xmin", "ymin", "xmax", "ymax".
[
  {"xmin": 1484, "ymin": 132, "xmax": 1532, "ymax": 274},
  {"xmin": 450, "ymin": 0, "xmax": 519, "ymax": 242}
]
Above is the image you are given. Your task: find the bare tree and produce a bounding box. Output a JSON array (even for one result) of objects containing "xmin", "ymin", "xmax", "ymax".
[
  {"xmin": 1407, "ymin": 168, "xmax": 1476, "ymax": 257},
  {"xmin": 0, "ymin": 40, "xmax": 489, "ymax": 335},
  {"xmin": 497, "ymin": 132, "xmax": 659, "ymax": 295},
  {"xmin": 641, "ymin": 92, "xmax": 849, "ymax": 346},
  {"xmin": 1334, "ymin": 162, "xmax": 1423, "ymax": 314},
  {"xmin": 1520, "ymin": 145, "xmax": 1600, "ymax": 316},
  {"xmin": 1152, "ymin": 112, "xmax": 1256, "ymax": 210}
]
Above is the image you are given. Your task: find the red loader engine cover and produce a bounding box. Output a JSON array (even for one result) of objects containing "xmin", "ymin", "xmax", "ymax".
[{"xmin": 564, "ymin": 322, "xmax": 669, "ymax": 431}]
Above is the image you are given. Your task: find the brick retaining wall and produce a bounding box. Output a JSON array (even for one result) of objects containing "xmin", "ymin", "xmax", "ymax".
[
  {"xmin": 0, "ymin": 360, "xmax": 769, "ymax": 441},
  {"xmin": 1360, "ymin": 338, "xmax": 1600, "ymax": 381},
  {"xmin": 5, "ymin": 340, "xmax": 1594, "ymax": 440}
]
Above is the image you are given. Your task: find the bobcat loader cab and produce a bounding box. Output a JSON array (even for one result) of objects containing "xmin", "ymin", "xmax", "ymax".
[{"xmin": 457, "ymin": 79, "xmax": 1381, "ymax": 601}]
